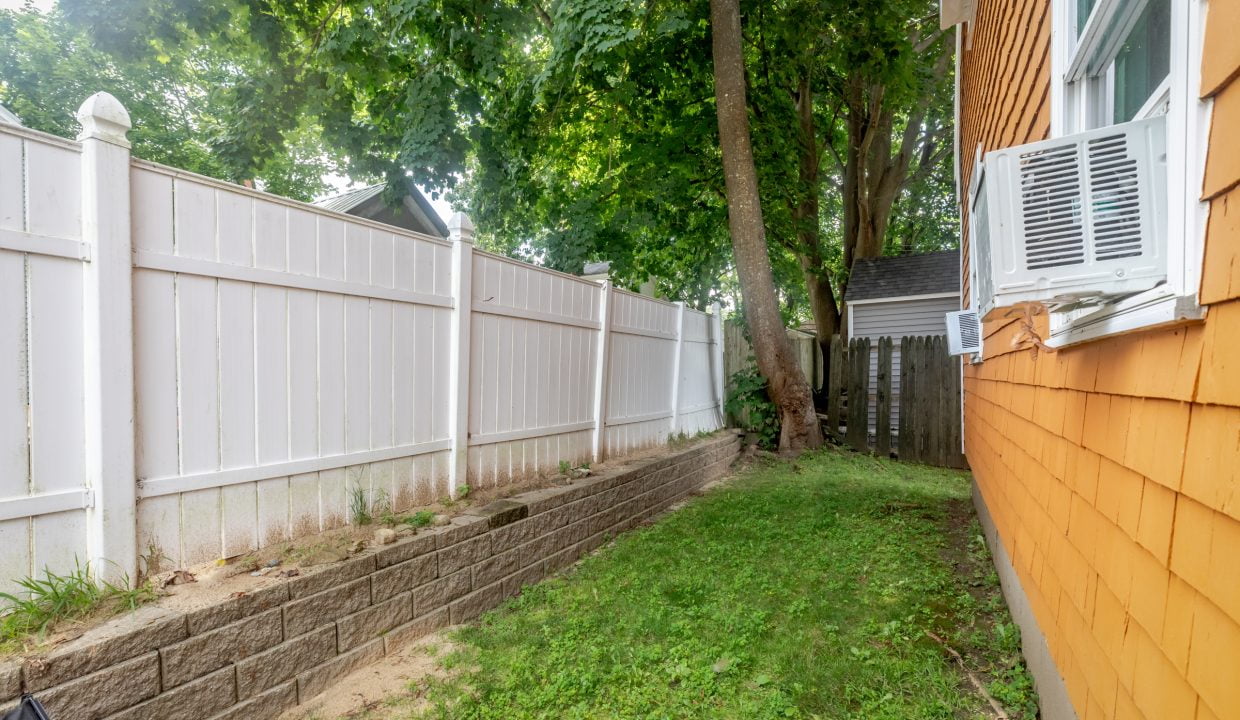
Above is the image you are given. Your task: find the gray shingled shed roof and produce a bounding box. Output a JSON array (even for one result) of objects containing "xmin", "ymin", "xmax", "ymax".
[{"xmin": 843, "ymin": 250, "xmax": 960, "ymax": 302}]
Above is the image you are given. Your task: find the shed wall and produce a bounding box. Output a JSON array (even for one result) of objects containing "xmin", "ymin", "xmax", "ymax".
[{"xmin": 850, "ymin": 294, "xmax": 958, "ymax": 433}]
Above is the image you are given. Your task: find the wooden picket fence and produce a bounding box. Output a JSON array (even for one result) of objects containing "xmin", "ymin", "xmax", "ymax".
[{"xmin": 823, "ymin": 335, "xmax": 966, "ymax": 468}]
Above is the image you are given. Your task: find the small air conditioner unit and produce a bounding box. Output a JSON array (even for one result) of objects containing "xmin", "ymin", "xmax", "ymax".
[
  {"xmin": 969, "ymin": 114, "xmax": 1168, "ymax": 320},
  {"xmin": 946, "ymin": 310, "xmax": 982, "ymax": 356}
]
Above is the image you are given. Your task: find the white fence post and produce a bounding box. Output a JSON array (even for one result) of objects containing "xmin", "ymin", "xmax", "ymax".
[
  {"xmin": 447, "ymin": 213, "xmax": 474, "ymax": 497},
  {"xmin": 77, "ymin": 93, "xmax": 137, "ymax": 582},
  {"xmin": 668, "ymin": 301, "xmax": 686, "ymax": 437},
  {"xmin": 591, "ymin": 280, "xmax": 614, "ymax": 463},
  {"xmin": 711, "ymin": 302, "xmax": 726, "ymax": 425}
]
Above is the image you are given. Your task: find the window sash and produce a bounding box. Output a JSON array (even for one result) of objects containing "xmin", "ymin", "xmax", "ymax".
[
  {"xmin": 1066, "ymin": 0, "xmax": 1149, "ymax": 83},
  {"xmin": 1044, "ymin": 0, "xmax": 1212, "ymax": 348},
  {"xmin": 1064, "ymin": 0, "xmax": 1169, "ymax": 131}
]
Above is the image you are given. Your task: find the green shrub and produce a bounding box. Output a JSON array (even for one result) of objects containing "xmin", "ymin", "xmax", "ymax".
[{"xmin": 725, "ymin": 367, "xmax": 780, "ymax": 449}]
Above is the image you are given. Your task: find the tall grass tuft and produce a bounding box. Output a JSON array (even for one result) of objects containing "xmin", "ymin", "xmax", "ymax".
[
  {"xmin": 349, "ymin": 485, "xmax": 372, "ymax": 526},
  {"xmin": 0, "ymin": 559, "xmax": 156, "ymax": 652}
]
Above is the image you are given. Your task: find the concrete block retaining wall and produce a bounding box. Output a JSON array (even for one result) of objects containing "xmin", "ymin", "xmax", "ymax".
[{"xmin": 0, "ymin": 432, "xmax": 740, "ymax": 720}]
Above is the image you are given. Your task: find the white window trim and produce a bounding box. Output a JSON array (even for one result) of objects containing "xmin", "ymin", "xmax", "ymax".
[{"xmin": 1045, "ymin": 0, "xmax": 1213, "ymax": 349}]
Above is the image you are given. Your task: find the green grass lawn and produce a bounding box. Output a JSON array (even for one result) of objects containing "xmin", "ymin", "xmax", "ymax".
[{"xmin": 392, "ymin": 448, "xmax": 1038, "ymax": 720}]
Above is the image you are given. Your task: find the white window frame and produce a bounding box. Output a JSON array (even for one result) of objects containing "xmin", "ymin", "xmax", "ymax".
[{"xmin": 1045, "ymin": 0, "xmax": 1213, "ymax": 348}]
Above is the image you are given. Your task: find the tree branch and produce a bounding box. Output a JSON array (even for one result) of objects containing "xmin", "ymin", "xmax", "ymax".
[{"xmin": 531, "ymin": 1, "xmax": 553, "ymax": 30}]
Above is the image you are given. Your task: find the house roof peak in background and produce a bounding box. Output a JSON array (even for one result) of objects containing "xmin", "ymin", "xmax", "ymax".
[
  {"xmin": 313, "ymin": 180, "xmax": 449, "ymax": 238},
  {"xmin": 0, "ymin": 103, "xmax": 23, "ymax": 126},
  {"xmin": 844, "ymin": 249, "xmax": 960, "ymax": 302}
]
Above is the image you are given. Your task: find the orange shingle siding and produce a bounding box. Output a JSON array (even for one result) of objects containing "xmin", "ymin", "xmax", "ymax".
[
  {"xmin": 1199, "ymin": 186, "xmax": 1239, "ymax": 303},
  {"xmin": 959, "ymin": 1, "xmax": 1240, "ymax": 718},
  {"xmin": 1199, "ymin": 46, "xmax": 1240, "ymax": 305},
  {"xmin": 1200, "ymin": 0, "xmax": 1240, "ymax": 98},
  {"xmin": 1201, "ymin": 79, "xmax": 1240, "ymax": 200},
  {"xmin": 958, "ymin": 0, "xmax": 1051, "ymax": 308}
]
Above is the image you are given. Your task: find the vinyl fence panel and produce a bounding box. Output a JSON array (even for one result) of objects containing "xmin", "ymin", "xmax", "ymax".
[
  {"xmin": 604, "ymin": 291, "xmax": 678, "ymax": 455},
  {"xmin": 130, "ymin": 166, "xmax": 456, "ymax": 568},
  {"xmin": 467, "ymin": 252, "xmax": 600, "ymax": 485},
  {"xmin": 0, "ymin": 125, "xmax": 90, "ymax": 594},
  {"xmin": 676, "ymin": 309, "xmax": 724, "ymax": 435},
  {"xmin": 0, "ymin": 93, "xmax": 727, "ymax": 593}
]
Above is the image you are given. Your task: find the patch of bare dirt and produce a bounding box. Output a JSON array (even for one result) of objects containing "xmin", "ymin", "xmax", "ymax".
[{"xmin": 280, "ymin": 631, "xmax": 459, "ymax": 720}]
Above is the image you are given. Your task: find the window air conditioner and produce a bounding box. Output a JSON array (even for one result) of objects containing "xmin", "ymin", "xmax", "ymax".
[
  {"xmin": 968, "ymin": 114, "xmax": 1168, "ymax": 322},
  {"xmin": 946, "ymin": 310, "xmax": 982, "ymax": 356}
]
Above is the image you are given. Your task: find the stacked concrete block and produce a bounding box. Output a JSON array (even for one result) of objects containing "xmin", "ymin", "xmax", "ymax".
[{"xmin": 0, "ymin": 432, "xmax": 741, "ymax": 720}]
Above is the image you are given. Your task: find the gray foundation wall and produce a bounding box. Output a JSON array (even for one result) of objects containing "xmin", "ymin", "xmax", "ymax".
[{"xmin": 973, "ymin": 479, "xmax": 1078, "ymax": 720}]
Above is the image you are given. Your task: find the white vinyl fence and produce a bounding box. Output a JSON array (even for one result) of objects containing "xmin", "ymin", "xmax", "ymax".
[{"xmin": 0, "ymin": 93, "xmax": 725, "ymax": 592}]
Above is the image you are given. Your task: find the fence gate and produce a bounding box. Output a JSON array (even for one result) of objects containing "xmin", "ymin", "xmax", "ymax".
[{"xmin": 823, "ymin": 335, "xmax": 965, "ymax": 469}]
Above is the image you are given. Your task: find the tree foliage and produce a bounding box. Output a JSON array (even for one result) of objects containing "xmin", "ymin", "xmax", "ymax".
[
  {"xmin": 8, "ymin": 0, "xmax": 956, "ymax": 320},
  {"xmin": 0, "ymin": 3, "xmax": 340, "ymax": 201}
]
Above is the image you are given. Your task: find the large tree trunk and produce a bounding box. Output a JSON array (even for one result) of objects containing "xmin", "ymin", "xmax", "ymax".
[
  {"xmin": 837, "ymin": 40, "xmax": 953, "ymax": 301},
  {"xmin": 790, "ymin": 74, "xmax": 840, "ymax": 360},
  {"xmin": 710, "ymin": 0, "xmax": 821, "ymax": 452}
]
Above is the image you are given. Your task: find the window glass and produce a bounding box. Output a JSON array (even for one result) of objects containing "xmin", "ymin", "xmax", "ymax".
[
  {"xmin": 1112, "ymin": 0, "xmax": 1170, "ymax": 123},
  {"xmin": 1077, "ymin": 0, "xmax": 1097, "ymax": 36}
]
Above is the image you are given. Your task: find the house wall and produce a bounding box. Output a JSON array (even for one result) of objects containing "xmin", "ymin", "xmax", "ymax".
[
  {"xmin": 959, "ymin": 2, "xmax": 1240, "ymax": 720},
  {"xmin": 849, "ymin": 294, "xmax": 958, "ymax": 432}
]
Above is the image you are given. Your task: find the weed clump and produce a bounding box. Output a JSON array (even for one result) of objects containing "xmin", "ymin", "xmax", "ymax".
[
  {"xmin": 0, "ymin": 560, "xmax": 156, "ymax": 654},
  {"xmin": 404, "ymin": 510, "xmax": 437, "ymax": 529}
]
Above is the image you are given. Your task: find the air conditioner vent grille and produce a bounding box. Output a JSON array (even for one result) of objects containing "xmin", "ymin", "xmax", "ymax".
[
  {"xmin": 957, "ymin": 312, "xmax": 980, "ymax": 348},
  {"xmin": 1088, "ymin": 134, "xmax": 1145, "ymax": 261},
  {"xmin": 969, "ymin": 115, "xmax": 1166, "ymax": 321},
  {"xmin": 1018, "ymin": 146, "xmax": 1085, "ymax": 269},
  {"xmin": 946, "ymin": 310, "xmax": 983, "ymax": 356}
]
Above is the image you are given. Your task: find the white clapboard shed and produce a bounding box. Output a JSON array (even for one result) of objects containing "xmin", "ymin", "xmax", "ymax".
[{"xmin": 844, "ymin": 250, "xmax": 960, "ymax": 434}]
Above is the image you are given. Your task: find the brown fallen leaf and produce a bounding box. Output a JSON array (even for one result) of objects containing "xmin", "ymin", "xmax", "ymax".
[{"xmin": 162, "ymin": 570, "xmax": 196, "ymax": 588}]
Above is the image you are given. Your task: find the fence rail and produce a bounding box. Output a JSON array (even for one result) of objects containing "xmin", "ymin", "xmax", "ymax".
[
  {"xmin": 0, "ymin": 94, "xmax": 725, "ymax": 593},
  {"xmin": 824, "ymin": 335, "xmax": 965, "ymax": 468}
]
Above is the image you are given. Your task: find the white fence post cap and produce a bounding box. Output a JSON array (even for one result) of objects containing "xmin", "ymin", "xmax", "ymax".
[
  {"xmin": 447, "ymin": 212, "xmax": 475, "ymax": 243},
  {"xmin": 76, "ymin": 92, "xmax": 131, "ymax": 148}
]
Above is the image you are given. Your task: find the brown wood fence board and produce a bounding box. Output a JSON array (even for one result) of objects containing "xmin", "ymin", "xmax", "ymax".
[
  {"xmin": 916, "ymin": 337, "xmax": 931, "ymax": 463},
  {"xmin": 876, "ymin": 337, "xmax": 892, "ymax": 457},
  {"xmin": 826, "ymin": 336, "xmax": 844, "ymax": 439},
  {"xmin": 815, "ymin": 333, "xmax": 962, "ymax": 468},
  {"xmin": 844, "ymin": 338, "xmax": 867, "ymax": 451},
  {"xmin": 931, "ymin": 336, "xmax": 947, "ymax": 467},
  {"xmin": 906, "ymin": 337, "xmax": 921, "ymax": 463},
  {"xmin": 898, "ymin": 337, "xmax": 913, "ymax": 461}
]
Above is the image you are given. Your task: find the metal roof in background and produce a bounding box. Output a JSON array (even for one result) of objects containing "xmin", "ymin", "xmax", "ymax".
[
  {"xmin": 0, "ymin": 104, "xmax": 23, "ymax": 126},
  {"xmin": 313, "ymin": 183, "xmax": 388, "ymax": 213},
  {"xmin": 313, "ymin": 181, "xmax": 449, "ymax": 237}
]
